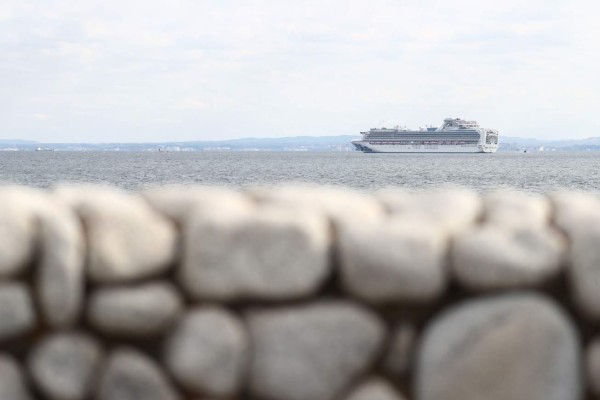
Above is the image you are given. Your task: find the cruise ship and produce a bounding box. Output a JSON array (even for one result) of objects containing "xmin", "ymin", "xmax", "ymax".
[{"xmin": 351, "ymin": 118, "xmax": 499, "ymax": 153}]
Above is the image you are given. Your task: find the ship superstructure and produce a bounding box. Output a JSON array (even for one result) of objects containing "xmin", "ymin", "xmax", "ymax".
[{"xmin": 351, "ymin": 118, "xmax": 498, "ymax": 153}]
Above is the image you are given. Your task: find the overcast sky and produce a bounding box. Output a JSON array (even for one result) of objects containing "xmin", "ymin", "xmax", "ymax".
[{"xmin": 1, "ymin": 0, "xmax": 599, "ymax": 142}]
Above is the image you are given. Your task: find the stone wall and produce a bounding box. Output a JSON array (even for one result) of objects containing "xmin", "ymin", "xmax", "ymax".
[{"xmin": 1, "ymin": 185, "xmax": 600, "ymax": 400}]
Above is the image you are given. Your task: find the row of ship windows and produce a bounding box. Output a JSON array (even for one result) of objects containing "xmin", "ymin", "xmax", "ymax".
[
  {"xmin": 368, "ymin": 141, "xmax": 479, "ymax": 146},
  {"xmin": 366, "ymin": 133, "xmax": 480, "ymax": 136},
  {"xmin": 366, "ymin": 136, "xmax": 480, "ymax": 140}
]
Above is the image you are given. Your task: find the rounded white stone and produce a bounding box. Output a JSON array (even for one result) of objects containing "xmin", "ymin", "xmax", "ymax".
[
  {"xmin": 0, "ymin": 282, "xmax": 36, "ymax": 342},
  {"xmin": 180, "ymin": 204, "xmax": 330, "ymax": 301},
  {"xmin": 98, "ymin": 348, "xmax": 180, "ymax": 400},
  {"xmin": 483, "ymin": 190, "xmax": 551, "ymax": 228},
  {"xmin": 36, "ymin": 196, "xmax": 85, "ymax": 328},
  {"xmin": 248, "ymin": 185, "xmax": 384, "ymax": 224},
  {"xmin": 165, "ymin": 307, "xmax": 248, "ymax": 398},
  {"xmin": 29, "ymin": 332, "xmax": 103, "ymax": 400},
  {"xmin": 88, "ymin": 282, "xmax": 183, "ymax": 337},
  {"xmin": 339, "ymin": 218, "xmax": 447, "ymax": 303},
  {"xmin": 0, "ymin": 188, "xmax": 39, "ymax": 279},
  {"xmin": 415, "ymin": 293, "xmax": 581, "ymax": 400},
  {"xmin": 142, "ymin": 186, "xmax": 254, "ymax": 223},
  {"xmin": 247, "ymin": 301, "xmax": 385, "ymax": 400},
  {"xmin": 55, "ymin": 186, "xmax": 178, "ymax": 284},
  {"xmin": 551, "ymin": 192, "xmax": 600, "ymax": 236},
  {"xmin": 451, "ymin": 225, "xmax": 565, "ymax": 290},
  {"xmin": 377, "ymin": 189, "xmax": 482, "ymax": 235}
]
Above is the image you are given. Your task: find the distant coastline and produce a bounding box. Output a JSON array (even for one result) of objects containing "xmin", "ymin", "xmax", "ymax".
[{"xmin": 2, "ymin": 135, "xmax": 600, "ymax": 152}]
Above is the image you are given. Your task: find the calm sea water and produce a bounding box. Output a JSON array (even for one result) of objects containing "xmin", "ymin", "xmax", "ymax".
[{"xmin": 1, "ymin": 151, "xmax": 599, "ymax": 193}]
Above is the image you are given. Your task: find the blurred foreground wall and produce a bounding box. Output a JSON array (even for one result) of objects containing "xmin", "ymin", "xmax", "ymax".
[{"xmin": 1, "ymin": 185, "xmax": 600, "ymax": 400}]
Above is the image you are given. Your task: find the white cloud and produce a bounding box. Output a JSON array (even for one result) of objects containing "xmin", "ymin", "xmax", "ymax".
[
  {"xmin": 1, "ymin": 0, "xmax": 599, "ymax": 142},
  {"xmin": 0, "ymin": 4, "xmax": 13, "ymax": 21},
  {"xmin": 176, "ymin": 99, "xmax": 208, "ymax": 110}
]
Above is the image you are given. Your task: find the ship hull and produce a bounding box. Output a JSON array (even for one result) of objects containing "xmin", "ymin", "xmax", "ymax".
[{"xmin": 351, "ymin": 141, "xmax": 497, "ymax": 153}]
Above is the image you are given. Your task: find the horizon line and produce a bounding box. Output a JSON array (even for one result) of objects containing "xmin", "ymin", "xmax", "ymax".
[{"xmin": 2, "ymin": 134, "xmax": 598, "ymax": 145}]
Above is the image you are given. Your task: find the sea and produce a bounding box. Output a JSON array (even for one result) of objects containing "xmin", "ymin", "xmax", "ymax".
[{"xmin": 1, "ymin": 151, "xmax": 599, "ymax": 193}]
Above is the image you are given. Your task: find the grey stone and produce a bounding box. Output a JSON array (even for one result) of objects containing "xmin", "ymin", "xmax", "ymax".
[
  {"xmin": 345, "ymin": 378, "xmax": 406, "ymax": 400},
  {"xmin": 88, "ymin": 282, "xmax": 183, "ymax": 337},
  {"xmin": 142, "ymin": 186, "xmax": 254, "ymax": 223},
  {"xmin": 248, "ymin": 185, "xmax": 384, "ymax": 224},
  {"xmin": 339, "ymin": 218, "xmax": 447, "ymax": 303},
  {"xmin": 377, "ymin": 189, "xmax": 481, "ymax": 235},
  {"xmin": 0, "ymin": 188, "xmax": 39, "ymax": 279},
  {"xmin": 552, "ymin": 192, "xmax": 600, "ymax": 236},
  {"xmin": 0, "ymin": 189, "xmax": 85, "ymax": 328},
  {"xmin": 0, "ymin": 282, "xmax": 36, "ymax": 341},
  {"xmin": 55, "ymin": 186, "xmax": 177, "ymax": 284},
  {"xmin": 383, "ymin": 323, "xmax": 416, "ymax": 378},
  {"xmin": 0, "ymin": 354, "xmax": 32, "ymax": 400},
  {"xmin": 165, "ymin": 307, "xmax": 248, "ymax": 397},
  {"xmin": 415, "ymin": 293, "xmax": 581, "ymax": 400},
  {"xmin": 248, "ymin": 301, "xmax": 385, "ymax": 400},
  {"xmin": 181, "ymin": 204, "xmax": 330, "ymax": 301},
  {"xmin": 98, "ymin": 348, "xmax": 180, "ymax": 400},
  {"xmin": 451, "ymin": 225, "xmax": 565, "ymax": 290},
  {"xmin": 569, "ymin": 224, "xmax": 600, "ymax": 319},
  {"xmin": 29, "ymin": 332, "xmax": 102, "ymax": 400},
  {"xmin": 36, "ymin": 197, "xmax": 86, "ymax": 328},
  {"xmin": 483, "ymin": 191, "xmax": 551, "ymax": 228},
  {"xmin": 586, "ymin": 338, "xmax": 600, "ymax": 397}
]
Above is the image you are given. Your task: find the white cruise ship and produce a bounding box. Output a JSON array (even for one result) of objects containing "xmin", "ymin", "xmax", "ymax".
[{"xmin": 351, "ymin": 118, "xmax": 499, "ymax": 153}]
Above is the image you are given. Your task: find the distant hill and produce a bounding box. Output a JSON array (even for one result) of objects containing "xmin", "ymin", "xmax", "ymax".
[
  {"xmin": 174, "ymin": 135, "xmax": 358, "ymax": 151},
  {"xmin": 2, "ymin": 134, "xmax": 600, "ymax": 151},
  {"xmin": 0, "ymin": 139, "xmax": 38, "ymax": 145},
  {"xmin": 1, "ymin": 135, "xmax": 359, "ymax": 152}
]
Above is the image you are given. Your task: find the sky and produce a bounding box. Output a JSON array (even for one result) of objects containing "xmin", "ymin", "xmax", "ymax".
[{"xmin": 1, "ymin": 0, "xmax": 599, "ymax": 142}]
